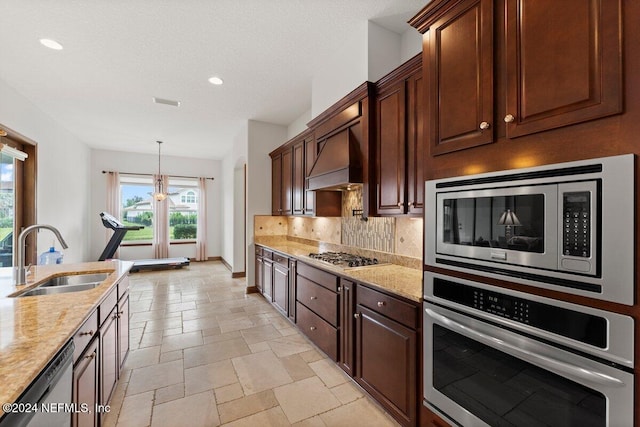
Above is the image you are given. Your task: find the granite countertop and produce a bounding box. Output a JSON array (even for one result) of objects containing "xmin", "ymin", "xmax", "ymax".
[
  {"xmin": 255, "ymin": 238, "xmax": 423, "ymax": 303},
  {"xmin": 0, "ymin": 260, "xmax": 133, "ymax": 416}
]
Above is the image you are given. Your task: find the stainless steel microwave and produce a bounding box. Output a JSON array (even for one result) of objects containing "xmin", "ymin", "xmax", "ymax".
[{"xmin": 424, "ymin": 154, "xmax": 635, "ymax": 305}]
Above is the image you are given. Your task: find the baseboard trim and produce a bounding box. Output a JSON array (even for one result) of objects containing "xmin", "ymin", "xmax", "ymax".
[
  {"xmin": 245, "ymin": 286, "xmax": 259, "ymax": 294},
  {"xmin": 220, "ymin": 257, "xmax": 232, "ymax": 271},
  {"xmin": 232, "ymin": 272, "xmax": 246, "ymax": 278}
]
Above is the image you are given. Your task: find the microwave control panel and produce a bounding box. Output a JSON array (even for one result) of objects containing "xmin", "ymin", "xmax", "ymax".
[{"xmin": 563, "ymin": 191, "xmax": 591, "ymax": 258}]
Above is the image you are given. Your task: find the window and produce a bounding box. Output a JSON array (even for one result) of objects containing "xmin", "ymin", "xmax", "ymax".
[
  {"xmin": 0, "ymin": 153, "xmax": 15, "ymax": 267},
  {"xmin": 168, "ymin": 178, "xmax": 199, "ymax": 242},
  {"xmin": 118, "ymin": 176, "xmax": 199, "ymax": 243},
  {"xmin": 120, "ymin": 175, "xmax": 154, "ymax": 242}
]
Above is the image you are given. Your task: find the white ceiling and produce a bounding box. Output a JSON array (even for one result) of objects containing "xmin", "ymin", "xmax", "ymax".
[{"xmin": 0, "ymin": 1, "xmax": 426, "ymax": 160}]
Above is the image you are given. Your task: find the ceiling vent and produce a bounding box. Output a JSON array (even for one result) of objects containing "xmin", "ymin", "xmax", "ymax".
[{"xmin": 153, "ymin": 97, "xmax": 181, "ymax": 107}]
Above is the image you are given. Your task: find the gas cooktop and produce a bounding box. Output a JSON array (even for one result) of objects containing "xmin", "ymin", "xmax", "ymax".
[{"xmin": 307, "ymin": 252, "xmax": 387, "ymax": 269}]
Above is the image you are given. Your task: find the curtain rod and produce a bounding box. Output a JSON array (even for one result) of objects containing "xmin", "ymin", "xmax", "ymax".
[{"xmin": 102, "ymin": 170, "xmax": 214, "ymax": 180}]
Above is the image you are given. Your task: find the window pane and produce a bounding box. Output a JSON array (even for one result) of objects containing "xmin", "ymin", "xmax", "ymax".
[
  {"xmin": 0, "ymin": 154, "xmax": 14, "ymax": 267},
  {"xmin": 168, "ymin": 180, "xmax": 198, "ymax": 241},
  {"xmin": 120, "ymin": 177, "xmax": 154, "ymax": 241}
]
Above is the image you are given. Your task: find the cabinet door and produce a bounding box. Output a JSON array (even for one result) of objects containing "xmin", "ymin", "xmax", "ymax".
[
  {"xmin": 406, "ymin": 70, "xmax": 425, "ymax": 215},
  {"xmin": 263, "ymin": 259, "xmax": 273, "ymax": 302},
  {"xmin": 118, "ymin": 293, "xmax": 130, "ymax": 371},
  {"xmin": 73, "ymin": 338, "xmax": 98, "ymax": 427},
  {"xmin": 100, "ymin": 308, "xmax": 118, "ymax": 406},
  {"xmin": 339, "ymin": 279, "xmax": 356, "ymax": 377},
  {"xmin": 288, "ymin": 260, "xmax": 297, "ymax": 321},
  {"xmin": 505, "ymin": 0, "xmax": 622, "ymax": 138},
  {"xmin": 255, "ymin": 256, "xmax": 264, "ymax": 293},
  {"xmin": 281, "ymin": 148, "xmax": 293, "ymax": 216},
  {"xmin": 303, "ymin": 136, "xmax": 317, "ymax": 216},
  {"xmin": 271, "ymin": 153, "xmax": 282, "ymax": 215},
  {"xmin": 427, "ymin": 0, "xmax": 493, "ymax": 155},
  {"xmin": 273, "ymin": 262, "xmax": 289, "ymax": 316},
  {"xmin": 376, "ymin": 82, "xmax": 407, "ymax": 215},
  {"xmin": 292, "ymin": 141, "xmax": 305, "ymax": 215},
  {"xmin": 355, "ymin": 305, "xmax": 417, "ymax": 426}
]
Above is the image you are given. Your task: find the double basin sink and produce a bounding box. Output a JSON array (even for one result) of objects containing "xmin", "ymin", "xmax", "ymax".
[{"xmin": 13, "ymin": 272, "xmax": 110, "ymax": 297}]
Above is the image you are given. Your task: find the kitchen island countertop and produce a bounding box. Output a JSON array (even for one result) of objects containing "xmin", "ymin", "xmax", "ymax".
[{"xmin": 0, "ymin": 260, "xmax": 133, "ymax": 417}]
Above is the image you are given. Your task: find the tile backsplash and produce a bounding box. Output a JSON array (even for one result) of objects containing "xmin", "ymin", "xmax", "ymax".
[{"xmin": 254, "ymin": 186, "xmax": 423, "ymax": 260}]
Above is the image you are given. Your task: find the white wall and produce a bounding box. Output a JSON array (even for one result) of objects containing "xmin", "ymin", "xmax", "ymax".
[
  {"xmin": 0, "ymin": 78, "xmax": 92, "ymax": 263},
  {"xmin": 246, "ymin": 120, "xmax": 287, "ymax": 286},
  {"xmin": 221, "ymin": 125, "xmax": 248, "ymax": 273},
  {"xmin": 233, "ymin": 166, "xmax": 245, "ymax": 273},
  {"xmin": 401, "ymin": 27, "xmax": 423, "ymax": 62},
  {"xmin": 287, "ymin": 109, "xmax": 312, "ymax": 140},
  {"xmin": 367, "ymin": 22, "xmax": 402, "ymax": 82},
  {"xmin": 311, "ymin": 21, "xmax": 368, "ymax": 118},
  {"xmin": 89, "ymin": 149, "xmax": 223, "ymax": 261}
]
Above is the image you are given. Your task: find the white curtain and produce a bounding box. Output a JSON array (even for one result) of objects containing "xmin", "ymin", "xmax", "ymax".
[
  {"xmin": 105, "ymin": 171, "xmax": 120, "ymax": 258},
  {"xmin": 195, "ymin": 177, "xmax": 208, "ymax": 261},
  {"xmin": 153, "ymin": 174, "xmax": 170, "ymax": 259}
]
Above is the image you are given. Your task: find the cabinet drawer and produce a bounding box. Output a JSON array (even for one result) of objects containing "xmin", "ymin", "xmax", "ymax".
[
  {"xmin": 297, "ymin": 276, "xmax": 338, "ymax": 327},
  {"xmin": 357, "ymin": 285, "xmax": 418, "ymax": 329},
  {"xmin": 273, "ymin": 252, "xmax": 288, "ymax": 267},
  {"xmin": 99, "ymin": 286, "xmax": 118, "ymax": 326},
  {"xmin": 255, "ymin": 246, "xmax": 263, "ymax": 256},
  {"xmin": 73, "ymin": 309, "xmax": 98, "ymax": 363},
  {"xmin": 118, "ymin": 275, "xmax": 129, "ymax": 300},
  {"xmin": 263, "ymin": 249, "xmax": 273, "ymax": 260},
  {"xmin": 296, "ymin": 302, "xmax": 338, "ymax": 361},
  {"xmin": 297, "ymin": 262, "xmax": 339, "ymax": 292}
]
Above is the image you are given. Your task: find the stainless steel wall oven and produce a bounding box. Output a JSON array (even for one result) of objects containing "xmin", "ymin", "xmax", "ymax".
[
  {"xmin": 424, "ymin": 154, "xmax": 635, "ymax": 304},
  {"xmin": 423, "ymin": 272, "xmax": 634, "ymax": 427}
]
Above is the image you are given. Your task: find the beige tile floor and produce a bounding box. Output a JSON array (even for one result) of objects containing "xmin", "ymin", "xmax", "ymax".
[{"xmin": 103, "ymin": 261, "xmax": 400, "ymax": 427}]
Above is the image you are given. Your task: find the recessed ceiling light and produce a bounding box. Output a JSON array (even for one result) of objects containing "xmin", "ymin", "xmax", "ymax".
[
  {"xmin": 208, "ymin": 76, "xmax": 224, "ymax": 85},
  {"xmin": 39, "ymin": 38, "xmax": 63, "ymax": 50}
]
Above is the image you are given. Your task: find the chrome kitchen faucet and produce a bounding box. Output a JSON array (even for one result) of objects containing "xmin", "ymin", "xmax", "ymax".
[{"xmin": 15, "ymin": 224, "xmax": 69, "ymax": 285}]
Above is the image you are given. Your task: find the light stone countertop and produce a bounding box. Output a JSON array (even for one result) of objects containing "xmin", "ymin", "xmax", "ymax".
[
  {"xmin": 0, "ymin": 260, "xmax": 133, "ymax": 416},
  {"xmin": 255, "ymin": 238, "xmax": 423, "ymax": 303}
]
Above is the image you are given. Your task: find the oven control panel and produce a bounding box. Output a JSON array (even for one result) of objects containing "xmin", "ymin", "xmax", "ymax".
[
  {"xmin": 562, "ymin": 191, "xmax": 591, "ymax": 258},
  {"xmin": 473, "ymin": 290, "xmax": 530, "ymax": 323}
]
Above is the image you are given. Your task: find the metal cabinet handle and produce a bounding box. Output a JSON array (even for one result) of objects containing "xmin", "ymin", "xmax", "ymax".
[
  {"xmin": 344, "ymin": 286, "xmax": 349, "ymax": 292},
  {"xmin": 397, "ymin": 202, "xmax": 403, "ymax": 207},
  {"xmin": 309, "ymin": 326, "xmax": 317, "ymax": 331},
  {"xmin": 85, "ymin": 353, "xmax": 96, "ymax": 360},
  {"xmin": 504, "ymin": 114, "xmax": 515, "ymax": 123},
  {"xmin": 354, "ymin": 313, "xmax": 360, "ymax": 319},
  {"xmin": 479, "ymin": 121, "xmax": 491, "ymax": 130},
  {"xmin": 337, "ymin": 286, "xmax": 341, "ymax": 292},
  {"xmin": 408, "ymin": 202, "xmax": 414, "ymax": 207},
  {"xmin": 310, "ymin": 296, "xmax": 317, "ymax": 300},
  {"xmin": 79, "ymin": 330, "xmax": 94, "ymax": 336},
  {"xmin": 377, "ymin": 301, "xmax": 385, "ymax": 308}
]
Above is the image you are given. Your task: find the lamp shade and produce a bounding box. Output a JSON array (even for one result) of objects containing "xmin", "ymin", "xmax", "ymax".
[{"xmin": 497, "ymin": 209, "xmax": 521, "ymax": 226}]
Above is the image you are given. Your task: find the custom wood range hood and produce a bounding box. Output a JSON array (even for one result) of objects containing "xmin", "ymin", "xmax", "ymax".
[{"xmin": 306, "ymin": 128, "xmax": 363, "ymax": 191}]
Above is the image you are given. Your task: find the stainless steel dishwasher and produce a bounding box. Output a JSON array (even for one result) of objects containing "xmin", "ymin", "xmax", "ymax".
[{"xmin": 0, "ymin": 340, "xmax": 74, "ymax": 427}]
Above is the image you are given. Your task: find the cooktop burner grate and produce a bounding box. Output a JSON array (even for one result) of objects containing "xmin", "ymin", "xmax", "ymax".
[{"xmin": 308, "ymin": 252, "xmax": 382, "ymax": 268}]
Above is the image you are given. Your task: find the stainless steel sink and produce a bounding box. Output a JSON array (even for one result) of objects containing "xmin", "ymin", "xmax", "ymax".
[{"xmin": 13, "ymin": 272, "xmax": 110, "ymax": 297}]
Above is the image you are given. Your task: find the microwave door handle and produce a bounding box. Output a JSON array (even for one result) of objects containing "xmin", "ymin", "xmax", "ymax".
[{"xmin": 425, "ymin": 308, "xmax": 625, "ymax": 388}]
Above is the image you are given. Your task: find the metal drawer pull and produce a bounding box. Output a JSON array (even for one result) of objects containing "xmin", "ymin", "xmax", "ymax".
[
  {"xmin": 85, "ymin": 353, "xmax": 96, "ymax": 360},
  {"xmin": 354, "ymin": 313, "xmax": 360, "ymax": 319},
  {"xmin": 377, "ymin": 301, "xmax": 386, "ymax": 307},
  {"xmin": 309, "ymin": 326, "xmax": 317, "ymax": 331},
  {"xmin": 79, "ymin": 330, "xmax": 94, "ymax": 336},
  {"xmin": 310, "ymin": 296, "xmax": 317, "ymax": 300}
]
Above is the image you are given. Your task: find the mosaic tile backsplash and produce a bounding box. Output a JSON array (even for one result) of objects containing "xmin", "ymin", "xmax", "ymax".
[{"xmin": 342, "ymin": 185, "xmax": 395, "ymax": 253}]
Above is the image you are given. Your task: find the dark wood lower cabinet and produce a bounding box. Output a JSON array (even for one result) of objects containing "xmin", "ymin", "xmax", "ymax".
[
  {"xmin": 273, "ymin": 262, "xmax": 289, "ymax": 316},
  {"xmin": 355, "ymin": 305, "xmax": 417, "ymax": 427},
  {"xmin": 100, "ymin": 307, "xmax": 119, "ymax": 406},
  {"xmin": 339, "ymin": 278, "xmax": 355, "ymax": 376},
  {"xmin": 263, "ymin": 258, "xmax": 273, "ymax": 302},
  {"xmin": 72, "ymin": 338, "xmax": 99, "ymax": 427},
  {"xmin": 118, "ymin": 292, "xmax": 130, "ymax": 371}
]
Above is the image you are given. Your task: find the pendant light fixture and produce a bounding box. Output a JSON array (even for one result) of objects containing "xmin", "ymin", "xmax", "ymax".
[{"xmin": 153, "ymin": 140, "xmax": 168, "ymax": 201}]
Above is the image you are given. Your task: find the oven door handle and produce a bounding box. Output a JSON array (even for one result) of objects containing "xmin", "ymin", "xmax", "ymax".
[{"xmin": 425, "ymin": 308, "xmax": 625, "ymax": 388}]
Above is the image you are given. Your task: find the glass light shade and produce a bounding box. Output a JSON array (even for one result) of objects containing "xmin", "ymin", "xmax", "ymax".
[
  {"xmin": 497, "ymin": 209, "xmax": 521, "ymax": 226},
  {"xmin": 153, "ymin": 192, "xmax": 167, "ymax": 201}
]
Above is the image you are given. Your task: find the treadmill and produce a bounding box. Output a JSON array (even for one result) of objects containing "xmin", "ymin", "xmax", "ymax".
[{"xmin": 99, "ymin": 212, "xmax": 190, "ymax": 272}]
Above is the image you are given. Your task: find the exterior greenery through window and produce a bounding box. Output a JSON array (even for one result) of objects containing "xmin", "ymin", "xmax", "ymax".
[{"xmin": 120, "ymin": 175, "xmax": 199, "ymax": 242}]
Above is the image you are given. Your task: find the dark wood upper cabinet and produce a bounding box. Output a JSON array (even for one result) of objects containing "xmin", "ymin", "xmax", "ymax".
[
  {"xmin": 374, "ymin": 54, "xmax": 424, "ymax": 216},
  {"xmin": 422, "ymin": 0, "xmax": 494, "ymax": 155},
  {"xmin": 270, "ymin": 147, "xmax": 293, "ymax": 216},
  {"xmin": 504, "ymin": 0, "xmax": 622, "ymax": 138},
  {"xmin": 292, "ymin": 140, "xmax": 305, "ymax": 215},
  {"xmin": 271, "ymin": 152, "xmax": 283, "ymax": 215},
  {"xmin": 410, "ymin": 0, "xmax": 622, "ymax": 155}
]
